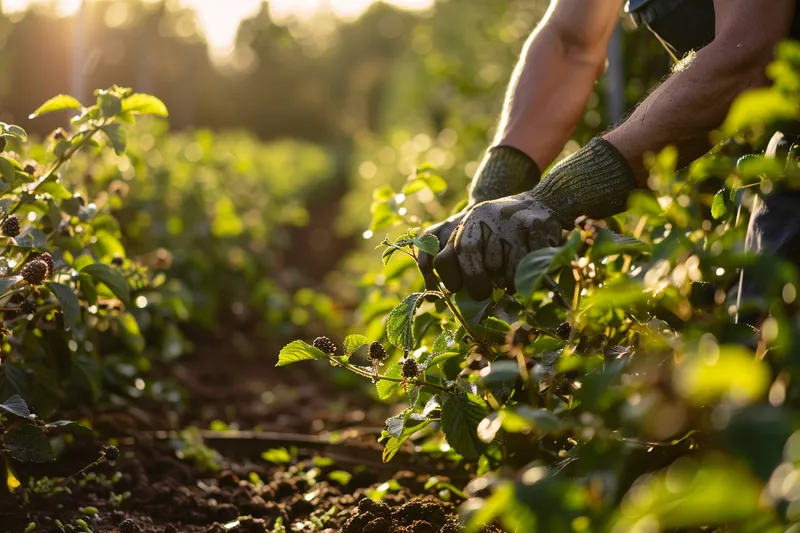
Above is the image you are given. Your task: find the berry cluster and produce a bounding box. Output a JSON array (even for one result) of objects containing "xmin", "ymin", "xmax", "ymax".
[
  {"xmin": 368, "ymin": 341, "xmax": 387, "ymax": 361},
  {"xmin": 401, "ymin": 357, "xmax": 420, "ymax": 379},
  {"xmin": 312, "ymin": 336, "xmax": 337, "ymax": 355},
  {"xmin": 18, "ymin": 300, "xmax": 36, "ymax": 316},
  {"xmin": 1, "ymin": 215, "xmax": 19, "ymax": 237},
  {"xmin": 556, "ymin": 322, "xmax": 571, "ymax": 341},
  {"xmin": 21, "ymin": 259, "xmax": 48, "ymax": 285}
]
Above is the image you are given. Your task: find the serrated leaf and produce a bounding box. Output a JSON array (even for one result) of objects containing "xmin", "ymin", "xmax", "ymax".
[
  {"xmin": 48, "ymin": 282, "xmax": 80, "ymax": 329},
  {"xmin": 382, "ymin": 413, "xmax": 432, "ymax": 463},
  {"xmin": 29, "ymin": 95, "xmax": 82, "ymax": 118},
  {"xmin": 376, "ymin": 361, "xmax": 403, "ymax": 400},
  {"xmin": 121, "ymin": 94, "xmax": 169, "ymax": 117},
  {"xmin": 276, "ymin": 340, "xmax": 329, "ymax": 367},
  {"xmin": 432, "ymin": 330, "xmax": 456, "ymax": 355},
  {"xmin": 343, "ymin": 334, "xmax": 369, "ymax": 355},
  {"xmin": 5, "ymin": 125, "xmax": 27, "ymax": 140},
  {"xmin": 441, "ymin": 391, "xmax": 489, "ymax": 459},
  {"xmin": 0, "ymin": 394, "xmax": 32, "ymax": 420},
  {"xmin": 102, "ymin": 124, "xmax": 127, "ymax": 155},
  {"xmin": 81, "ymin": 263, "xmax": 131, "ymax": 307},
  {"xmin": 412, "ymin": 234, "xmax": 440, "ymax": 255},
  {"xmin": 711, "ymin": 189, "xmax": 728, "ymax": 220},
  {"xmin": 502, "ymin": 406, "xmax": 563, "ymax": 434},
  {"xmin": 3, "ymin": 424, "xmax": 55, "ymax": 463},
  {"xmin": 97, "ymin": 92, "xmax": 122, "ymax": 117},
  {"xmin": 386, "ymin": 293, "xmax": 423, "ymax": 351}
]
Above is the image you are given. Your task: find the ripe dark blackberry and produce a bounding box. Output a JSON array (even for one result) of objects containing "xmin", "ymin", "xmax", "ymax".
[
  {"xmin": 23, "ymin": 163, "xmax": 36, "ymax": 175},
  {"xmin": 556, "ymin": 322, "xmax": 571, "ymax": 340},
  {"xmin": 111, "ymin": 255, "xmax": 124, "ymax": 266},
  {"xmin": 1, "ymin": 215, "xmax": 19, "ymax": 237},
  {"xmin": 312, "ymin": 336, "xmax": 337, "ymax": 355},
  {"xmin": 401, "ymin": 358, "xmax": 420, "ymax": 379},
  {"xmin": 21, "ymin": 259, "xmax": 48, "ymax": 285},
  {"xmin": 102, "ymin": 444, "xmax": 120, "ymax": 462},
  {"xmin": 368, "ymin": 341, "xmax": 387, "ymax": 361},
  {"xmin": 33, "ymin": 252, "xmax": 54, "ymax": 277},
  {"xmin": 118, "ymin": 518, "xmax": 141, "ymax": 533},
  {"xmin": 18, "ymin": 300, "xmax": 35, "ymax": 315}
]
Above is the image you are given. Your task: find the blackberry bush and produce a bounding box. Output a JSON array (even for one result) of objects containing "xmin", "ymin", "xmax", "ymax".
[{"xmin": 279, "ymin": 42, "xmax": 800, "ymax": 533}]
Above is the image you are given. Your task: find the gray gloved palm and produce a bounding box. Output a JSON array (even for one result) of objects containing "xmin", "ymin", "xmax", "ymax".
[
  {"xmin": 417, "ymin": 145, "xmax": 541, "ymax": 292},
  {"xmin": 433, "ymin": 193, "xmax": 562, "ymax": 300},
  {"xmin": 432, "ymin": 137, "xmax": 638, "ymax": 301}
]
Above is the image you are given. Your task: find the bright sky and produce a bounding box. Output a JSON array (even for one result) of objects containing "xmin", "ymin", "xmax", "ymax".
[{"xmin": 2, "ymin": 0, "xmax": 434, "ymax": 55}]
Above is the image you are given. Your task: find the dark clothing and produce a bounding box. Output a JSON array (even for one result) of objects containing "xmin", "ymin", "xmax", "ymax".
[{"xmin": 628, "ymin": 0, "xmax": 800, "ymax": 60}]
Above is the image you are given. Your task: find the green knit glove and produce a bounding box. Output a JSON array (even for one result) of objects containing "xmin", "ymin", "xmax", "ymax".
[
  {"xmin": 469, "ymin": 145, "xmax": 542, "ymax": 204},
  {"xmin": 533, "ymin": 137, "xmax": 637, "ymax": 228}
]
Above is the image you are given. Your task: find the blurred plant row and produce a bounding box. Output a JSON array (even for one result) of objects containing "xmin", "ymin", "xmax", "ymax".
[{"xmin": 281, "ymin": 41, "xmax": 800, "ymax": 531}]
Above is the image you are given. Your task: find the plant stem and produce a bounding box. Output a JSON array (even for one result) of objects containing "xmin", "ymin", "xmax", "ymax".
[
  {"xmin": 331, "ymin": 357, "xmax": 449, "ymax": 393},
  {"xmin": 440, "ymin": 290, "xmax": 481, "ymax": 346}
]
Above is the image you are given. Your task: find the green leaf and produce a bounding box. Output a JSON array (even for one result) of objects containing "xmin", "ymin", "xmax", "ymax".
[
  {"xmin": 97, "ymin": 91, "xmax": 122, "ymax": 117},
  {"xmin": 612, "ymin": 454, "xmax": 763, "ymax": 530},
  {"xmin": 121, "ymin": 94, "xmax": 169, "ymax": 117},
  {"xmin": 4, "ymin": 125, "xmax": 27, "ymax": 140},
  {"xmin": 376, "ymin": 361, "xmax": 403, "ymax": 400},
  {"xmin": 276, "ymin": 340, "xmax": 328, "ymax": 367},
  {"xmin": 29, "ymin": 95, "xmax": 82, "ymax": 119},
  {"xmin": 261, "ymin": 447, "xmax": 292, "ymax": 464},
  {"xmin": 44, "ymin": 420, "xmax": 94, "ymax": 436},
  {"xmin": 0, "ymin": 157, "xmax": 15, "ymax": 181},
  {"xmin": 81, "ymin": 263, "xmax": 131, "ymax": 307},
  {"xmin": 343, "ymin": 334, "xmax": 369, "ymax": 355},
  {"xmin": 386, "ymin": 293, "xmax": 423, "ymax": 351},
  {"xmin": 441, "ymin": 391, "xmax": 489, "ymax": 459},
  {"xmin": 13, "ymin": 228, "xmax": 46, "ymax": 249},
  {"xmin": 674, "ymin": 345, "xmax": 769, "ymax": 405},
  {"xmin": 118, "ymin": 313, "xmax": 144, "ymax": 354},
  {"xmin": 0, "ymin": 394, "xmax": 33, "ymax": 420},
  {"xmin": 48, "ymin": 282, "xmax": 80, "ymax": 329},
  {"xmin": 711, "ymin": 189, "xmax": 729, "ymax": 220},
  {"xmin": 515, "ymin": 233, "xmax": 580, "ymax": 299},
  {"xmin": 412, "ymin": 234, "xmax": 440, "ymax": 255},
  {"xmin": 328, "ymin": 470, "xmax": 352, "ymax": 486},
  {"xmin": 590, "ymin": 230, "xmax": 650, "ymax": 260},
  {"xmin": 382, "ymin": 412, "xmax": 432, "ymax": 462},
  {"xmin": 102, "ymin": 124, "xmax": 127, "ymax": 155},
  {"xmin": 3, "ymin": 425, "xmax": 55, "ymax": 463},
  {"xmin": 402, "ymin": 173, "xmax": 447, "ymax": 195},
  {"xmin": 722, "ymin": 88, "xmax": 798, "ymax": 136},
  {"xmin": 502, "ymin": 406, "xmax": 563, "ymax": 434}
]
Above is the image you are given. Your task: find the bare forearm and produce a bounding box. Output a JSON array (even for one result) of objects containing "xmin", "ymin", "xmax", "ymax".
[
  {"xmin": 604, "ymin": 1, "xmax": 793, "ymax": 183},
  {"xmin": 494, "ymin": 1, "xmax": 621, "ymax": 169}
]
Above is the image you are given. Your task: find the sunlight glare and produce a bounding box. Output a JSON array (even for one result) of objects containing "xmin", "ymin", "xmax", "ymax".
[{"xmin": 2, "ymin": 0, "xmax": 434, "ymax": 56}]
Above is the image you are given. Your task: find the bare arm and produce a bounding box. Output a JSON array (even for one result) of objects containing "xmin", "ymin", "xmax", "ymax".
[
  {"xmin": 495, "ymin": 0, "xmax": 624, "ymax": 169},
  {"xmin": 604, "ymin": 0, "xmax": 796, "ymax": 183}
]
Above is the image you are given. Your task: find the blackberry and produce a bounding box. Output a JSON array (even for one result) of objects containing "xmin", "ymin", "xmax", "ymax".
[
  {"xmin": 34, "ymin": 252, "xmax": 54, "ymax": 277},
  {"xmin": 111, "ymin": 255, "xmax": 125, "ymax": 266},
  {"xmin": 23, "ymin": 163, "xmax": 36, "ymax": 175},
  {"xmin": 52, "ymin": 128, "xmax": 66, "ymax": 141},
  {"xmin": 556, "ymin": 322, "xmax": 571, "ymax": 340},
  {"xmin": 118, "ymin": 519, "xmax": 141, "ymax": 533},
  {"xmin": 21, "ymin": 259, "xmax": 48, "ymax": 285},
  {"xmin": 368, "ymin": 341, "xmax": 387, "ymax": 361},
  {"xmin": 102, "ymin": 444, "xmax": 120, "ymax": 462},
  {"xmin": 18, "ymin": 300, "xmax": 36, "ymax": 315},
  {"xmin": 401, "ymin": 358, "xmax": 420, "ymax": 379},
  {"xmin": 312, "ymin": 336, "xmax": 337, "ymax": 355},
  {"xmin": 1, "ymin": 215, "xmax": 19, "ymax": 237}
]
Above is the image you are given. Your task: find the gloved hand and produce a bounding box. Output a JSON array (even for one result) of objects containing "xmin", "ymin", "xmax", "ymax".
[
  {"xmin": 417, "ymin": 145, "xmax": 541, "ymax": 292},
  {"xmin": 434, "ymin": 137, "xmax": 638, "ymax": 300}
]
